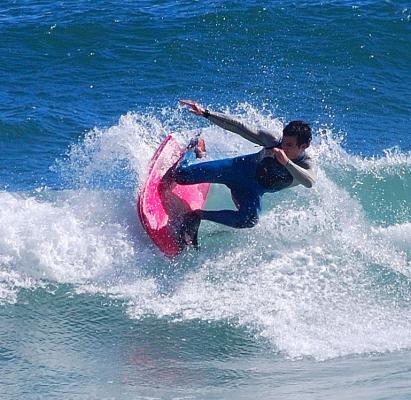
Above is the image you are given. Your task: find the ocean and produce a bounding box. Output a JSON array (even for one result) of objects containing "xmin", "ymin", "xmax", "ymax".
[{"xmin": 1, "ymin": 1, "xmax": 410, "ymax": 399}]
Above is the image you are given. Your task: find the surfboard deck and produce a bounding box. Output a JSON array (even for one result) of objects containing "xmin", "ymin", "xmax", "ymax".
[{"xmin": 138, "ymin": 135, "xmax": 210, "ymax": 257}]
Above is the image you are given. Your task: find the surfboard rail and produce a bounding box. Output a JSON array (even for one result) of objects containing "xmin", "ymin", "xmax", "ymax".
[{"xmin": 138, "ymin": 135, "xmax": 209, "ymax": 257}]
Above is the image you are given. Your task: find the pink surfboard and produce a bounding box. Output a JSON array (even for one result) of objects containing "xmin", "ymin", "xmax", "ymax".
[{"xmin": 138, "ymin": 135, "xmax": 210, "ymax": 257}]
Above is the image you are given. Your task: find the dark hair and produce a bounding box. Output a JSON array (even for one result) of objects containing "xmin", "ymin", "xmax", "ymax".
[{"xmin": 283, "ymin": 121, "xmax": 312, "ymax": 146}]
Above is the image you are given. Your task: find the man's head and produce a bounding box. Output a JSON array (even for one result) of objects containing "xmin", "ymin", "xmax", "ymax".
[{"xmin": 281, "ymin": 120, "xmax": 311, "ymax": 160}]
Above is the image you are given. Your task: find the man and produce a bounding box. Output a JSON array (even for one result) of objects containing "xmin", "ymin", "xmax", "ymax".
[{"xmin": 174, "ymin": 99, "xmax": 316, "ymax": 234}]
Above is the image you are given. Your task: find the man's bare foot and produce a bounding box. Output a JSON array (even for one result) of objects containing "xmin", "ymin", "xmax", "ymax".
[
  {"xmin": 195, "ymin": 138, "xmax": 206, "ymax": 159},
  {"xmin": 181, "ymin": 210, "xmax": 202, "ymax": 248},
  {"xmin": 187, "ymin": 137, "xmax": 206, "ymax": 158}
]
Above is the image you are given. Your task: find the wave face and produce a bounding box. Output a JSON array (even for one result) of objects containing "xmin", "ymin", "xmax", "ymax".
[{"xmin": 1, "ymin": 107, "xmax": 410, "ymax": 361}]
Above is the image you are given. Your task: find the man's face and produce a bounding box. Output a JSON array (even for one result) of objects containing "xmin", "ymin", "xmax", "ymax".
[{"xmin": 280, "ymin": 136, "xmax": 308, "ymax": 160}]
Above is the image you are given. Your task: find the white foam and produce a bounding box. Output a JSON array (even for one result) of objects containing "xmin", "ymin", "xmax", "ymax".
[
  {"xmin": 316, "ymin": 129, "xmax": 411, "ymax": 173},
  {"xmin": 122, "ymin": 171, "xmax": 411, "ymax": 360},
  {"xmin": 1, "ymin": 106, "xmax": 410, "ymax": 360},
  {"xmin": 373, "ymin": 223, "xmax": 411, "ymax": 256}
]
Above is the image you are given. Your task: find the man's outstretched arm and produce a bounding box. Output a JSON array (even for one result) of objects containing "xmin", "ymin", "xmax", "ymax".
[{"xmin": 180, "ymin": 99, "xmax": 280, "ymax": 148}]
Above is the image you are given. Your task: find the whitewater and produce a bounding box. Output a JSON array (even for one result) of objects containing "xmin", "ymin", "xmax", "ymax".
[
  {"xmin": 1, "ymin": 1, "xmax": 410, "ymax": 396},
  {"xmin": 1, "ymin": 107, "xmax": 410, "ymax": 364}
]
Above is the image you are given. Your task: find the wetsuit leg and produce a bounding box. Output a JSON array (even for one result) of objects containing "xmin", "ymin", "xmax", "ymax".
[
  {"xmin": 174, "ymin": 152, "xmax": 263, "ymax": 229},
  {"xmin": 174, "ymin": 151, "xmax": 242, "ymax": 187},
  {"xmin": 200, "ymin": 190, "xmax": 262, "ymax": 228}
]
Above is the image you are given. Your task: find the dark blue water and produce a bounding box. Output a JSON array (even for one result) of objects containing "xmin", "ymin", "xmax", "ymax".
[
  {"xmin": 1, "ymin": 1, "xmax": 410, "ymax": 398},
  {"xmin": 1, "ymin": 0, "xmax": 410, "ymax": 190}
]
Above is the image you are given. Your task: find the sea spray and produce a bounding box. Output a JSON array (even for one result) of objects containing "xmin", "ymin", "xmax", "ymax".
[{"xmin": 1, "ymin": 106, "xmax": 410, "ymax": 360}]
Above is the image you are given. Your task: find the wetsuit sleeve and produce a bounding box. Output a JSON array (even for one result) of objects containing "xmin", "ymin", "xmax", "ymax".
[
  {"xmin": 285, "ymin": 158, "xmax": 317, "ymax": 188},
  {"xmin": 206, "ymin": 111, "xmax": 280, "ymax": 148}
]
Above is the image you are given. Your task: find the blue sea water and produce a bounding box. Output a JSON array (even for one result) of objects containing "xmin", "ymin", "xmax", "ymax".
[{"xmin": 0, "ymin": 1, "xmax": 410, "ymax": 399}]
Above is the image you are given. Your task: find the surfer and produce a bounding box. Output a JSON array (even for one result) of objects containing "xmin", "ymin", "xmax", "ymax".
[{"xmin": 174, "ymin": 99, "xmax": 316, "ymax": 231}]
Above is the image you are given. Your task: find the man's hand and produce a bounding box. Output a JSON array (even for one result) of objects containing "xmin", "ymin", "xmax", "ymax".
[
  {"xmin": 179, "ymin": 99, "xmax": 206, "ymax": 116},
  {"xmin": 272, "ymin": 148, "xmax": 289, "ymax": 166}
]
